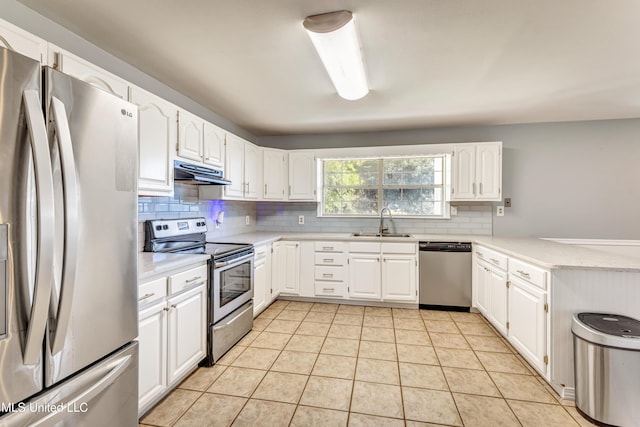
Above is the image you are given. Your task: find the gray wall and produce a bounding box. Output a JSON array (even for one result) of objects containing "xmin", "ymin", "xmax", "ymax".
[
  {"xmin": 260, "ymin": 119, "xmax": 640, "ymax": 239},
  {"xmin": 0, "ymin": 0, "xmax": 256, "ymax": 141}
]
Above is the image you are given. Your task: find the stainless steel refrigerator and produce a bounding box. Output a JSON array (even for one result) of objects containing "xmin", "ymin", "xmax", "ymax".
[{"xmin": 0, "ymin": 46, "xmax": 138, "ymax": 426}]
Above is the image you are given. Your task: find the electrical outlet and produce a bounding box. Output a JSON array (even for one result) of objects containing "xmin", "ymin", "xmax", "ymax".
[
  {"xmin": 497, "ymin": 206, "xmax": 505, "ymax": 216},
  {"xmin": 245, "ymin": 215, "xmax": 250, "ymax": 225},
  {"xmin": 450, "ymin": 206, "xmax": 458, "ymax": 216},
  {"xmin": 298, "ymin": 215, "xmax": 305, "ymax": 225}
]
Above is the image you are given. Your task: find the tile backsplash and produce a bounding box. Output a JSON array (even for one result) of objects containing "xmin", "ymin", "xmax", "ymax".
[
  {"xmin": 138, "ymin": 186, "xmax": 492, "ymax": 251},
  {"xmin": 256, "ymin": 202, "xmax": 492, "ymax": 235}
]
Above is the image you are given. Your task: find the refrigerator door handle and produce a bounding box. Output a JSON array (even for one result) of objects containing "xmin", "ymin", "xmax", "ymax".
[
  {"xmin": 26, "ymin": 354, "xmax": 132, "ymax": 427},
  {"xmin": 22, "ymin": 90, "xmax": 55, "ymax": 365},
  {"xmin": 49, "ymin": 97, "xmax": 79, "ymax": 355}
]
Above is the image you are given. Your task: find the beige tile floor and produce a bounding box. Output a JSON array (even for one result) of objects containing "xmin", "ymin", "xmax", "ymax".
[{"xmin": 140, "ymin": 300, "xmax": 596, "ymax": 427}]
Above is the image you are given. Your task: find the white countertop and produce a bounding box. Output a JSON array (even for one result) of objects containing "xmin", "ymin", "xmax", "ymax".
[
  {"xmin": 139, "ymin": 252, "xmax": 210, "ymax": 281},
  {"xmin": 209, "ymin": 232, "xmax": 640, "ymax": 272}
]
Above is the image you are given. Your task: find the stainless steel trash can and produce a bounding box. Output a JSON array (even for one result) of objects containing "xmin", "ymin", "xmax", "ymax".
[{"xmin": 572, "ymin": 313, "xmax": 640, "ymax": 427}]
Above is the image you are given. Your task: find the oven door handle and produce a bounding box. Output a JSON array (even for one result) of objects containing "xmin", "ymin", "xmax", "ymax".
[{"xmin": 214, "ymin": 253, "xmax": 254, "ymax": 269}]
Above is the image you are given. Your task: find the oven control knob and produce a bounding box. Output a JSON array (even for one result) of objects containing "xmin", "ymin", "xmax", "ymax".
[
  {"xmin": 163, "ymin": 225, "xmax": 169, "ymax": 230},
  {"xmin": 155, "ymin": 225, "xmax": 162, "ymax": 231}
]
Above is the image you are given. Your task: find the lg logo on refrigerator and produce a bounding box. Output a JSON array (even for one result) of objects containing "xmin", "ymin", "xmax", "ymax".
[{"xmin": 120, "ymin": 109, "xmax": 133, "ymax": 118}]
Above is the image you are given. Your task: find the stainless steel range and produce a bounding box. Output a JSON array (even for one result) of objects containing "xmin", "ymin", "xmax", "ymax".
[{"xmin": 144, "ymin": 218, "xmax": 254, "ymax": 365}]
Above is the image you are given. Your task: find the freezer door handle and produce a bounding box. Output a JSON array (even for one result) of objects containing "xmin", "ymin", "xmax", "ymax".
[
  {"xmin": 27, "ymin": 354, "xmax": 133, "ymax": 427},
  {"xmin": 49, "ymin": 97, "xmax": 80, "ymax": 355},
  {"xmin": 22, "ymin": 90, "xmax": 55, "ymax": 365}
]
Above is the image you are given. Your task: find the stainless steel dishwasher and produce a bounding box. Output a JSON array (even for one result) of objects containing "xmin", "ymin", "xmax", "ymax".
[{"xmin": 419, "ymin": 242, "xmax": 472, "ymax": 311}]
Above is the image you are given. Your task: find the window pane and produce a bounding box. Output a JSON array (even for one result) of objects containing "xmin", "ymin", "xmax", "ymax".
[
  {"xmin": 324, "ymin": 188, "xmax": 378, "ymax": 215},
  {"xmin": 383, "ymin": 188, "xmax": 443, "ymax": 215}
]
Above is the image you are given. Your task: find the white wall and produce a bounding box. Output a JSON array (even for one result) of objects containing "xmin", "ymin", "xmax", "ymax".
[{"xmin": 259, "ymin": 119, "xmax": 640, "ymax": 239}]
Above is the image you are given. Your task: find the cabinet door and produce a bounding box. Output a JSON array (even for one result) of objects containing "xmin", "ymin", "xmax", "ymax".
[
  {"xmin": 382, "ymin": 255, "xmax": 416, "ymax": 301},
  {"xmin": 167, "ymin": 285, "xmax": 207, "ymax": 385},
  {"xmin": 348, "ymin": 254, "xmax": 381, "ymax": 300},
  {"xmin": 288, "ymin": 152, "xmax": 316, "ymax": 200},
  {"xmin": 253, "ymin": 258, "xmax": 267, "ymax": 316},
  {"xmin": 271, "ymin": 242, "xmax": 283, "ymax": 300},
  {"xmin": 243, "ymin": 142, "xmax": 260, "ymax": 199},
  {"xmin": 130, "ymin": 87, "xmax": 176, "ymax": 196},
  {"xmin": 263, "ymin": 149, "xmax": 286, "ymax": 200},
  {"xmin": 55, "ymin": 47, "xmax": 128, "ymax": 99},
  {"xmin": 224, "ymin": 134, "xmax": 245, "ymax": 198},
  {"xmin": 487, "ymin": 267, "xmax": 508, "ymax": 335},
  {"xmin": 0, "ymin": 18, "xmax": 48, "ymax": 63},
  {"xmin": 451, "ymin": 145, "xmax": 476, "ymax": 200},
  {"xmin": 203, "ymin": 121, "xmax": 225, "ymax": 168},
  {"xmin": 137, "ymin": 300, "xmax": 167, "ymax": 413},
  {"xmin": 281, "ymin": 241, "xmax": 300, "ymax": 294},
  {"xmin": 508, "ymin": 276, "xmax": 547, "ymax": 375},
  {"xmin": 474, "ymin": 260, "xmax": 489, "ymax": 315},
  {"xmin": 476, "ymin": 143, "xmax": 501, "ymax": 200},
  {"xmin": 177, "ymin": 110, "xmax": 204, "ymax": 162}
]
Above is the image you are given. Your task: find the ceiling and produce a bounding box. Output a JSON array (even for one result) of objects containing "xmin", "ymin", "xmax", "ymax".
[{"xmin": 19, "ymin": 0, "xmax": 640, "ymax": 136}]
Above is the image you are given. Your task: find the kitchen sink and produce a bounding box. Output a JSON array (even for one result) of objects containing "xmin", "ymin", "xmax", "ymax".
[{"xmin": 351, "ymin": 232, "xmax": 412, "ymax": 238}]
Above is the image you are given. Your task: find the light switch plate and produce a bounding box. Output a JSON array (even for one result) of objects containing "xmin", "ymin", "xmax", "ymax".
[
  {"xmin": 450, "ymin": 206, "xmax": 458, "ymax": 216},
  {"xmin": 245, "ymin": 215, "xmax": 250, "ymax": 225}
]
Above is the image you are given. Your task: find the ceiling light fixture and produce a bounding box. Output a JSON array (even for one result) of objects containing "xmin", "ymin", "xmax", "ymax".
[{"xmin": 303, "ymin": 10, "xmax": 369, "ymax": 101}]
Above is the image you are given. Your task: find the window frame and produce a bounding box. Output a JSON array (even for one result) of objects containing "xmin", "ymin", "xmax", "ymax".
[{"xmin": 318, "ymin": 154, "xmax": 450, "ymax": 219}]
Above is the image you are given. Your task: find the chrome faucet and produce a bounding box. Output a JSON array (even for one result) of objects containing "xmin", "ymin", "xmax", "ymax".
[{"xmin": 379, "ymin": 207, "xmax": 393, "ymax": 235}]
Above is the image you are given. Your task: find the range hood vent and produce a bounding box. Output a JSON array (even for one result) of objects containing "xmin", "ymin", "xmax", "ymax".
[{"xmin": 174, "ymin": 160, "xmax": 231, "ymax": 185}]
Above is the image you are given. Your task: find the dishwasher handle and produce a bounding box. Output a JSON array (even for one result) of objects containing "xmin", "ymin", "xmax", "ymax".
[{"xmin": 419, "ymin": 242, "xmax": 472, "ymax": 252}]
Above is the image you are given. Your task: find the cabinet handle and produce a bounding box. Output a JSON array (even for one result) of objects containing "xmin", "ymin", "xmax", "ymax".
[
  {"xmin": 323, "ymin": 288, "xmax": 335, "ymax": 292},
  {"xmin": 163, "ymin": 307, "xmax": 170, "ymax": 312},
  {"xmin": 473, "ymin": 182, "xmax": 476, "ymax": 195},
  {"xmin": 289, "ymin": 185, "xmax": 292, "ymax": 196},
  {"xmin": 264, "ymin": 183, "xmax": 267, "ymax": 194},
  {"xmin": 490, "ymin": 258, "xmax": 500, "ymax": 265},
  {"xmin": 170, "ymin": 304, "xmax": 177, "ymax": 309},
  {"xmin": 322, "ymin": 247, "xmax": 334, "ymax": 251},
  {"xmin": 516, "ymin": 270, "xmax": 530, "ymax": 278},
  {"xmin": 185, "ymin": 276, "xmax": 202, "ymax": 284},
  {"xmin": 377, "ymin": 258, "xmax": 380, "ymax": 262},
  {"xmin": 138, "ymin": 292, "xmax": 155, "ymax": 302},
  {"xmin": 480, "ymin": 182, "xmax": 483, "ymax": 194},
  {"xmin": 323, "ymin": 258, "xmax": 334, "ymax": 263},
  {"xmin": 475, "ymin": 251, "xmax": 484, "ymax": 258},
  {"xmin": 322, "ymin": 273, "xmax": 333, "ymax": 278}
]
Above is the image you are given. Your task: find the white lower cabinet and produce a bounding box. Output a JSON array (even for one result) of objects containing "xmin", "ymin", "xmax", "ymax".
[
  {"xmin": 137, "ymin": 264, "xmax": 207, "ymax": 416},
  {"xmin": 253, "ymin": 245, "xmax": 270, "ymax": 316},
  {"xmin": 473, "ymin": 245, "xmax": 550, "ymax": 378},
  {"xmin": 348, "ymin": 242, "xmax": 417, "ymax": 303},
  {"xmin": 166, "ymin": 284, "xmax": 207, "ymax": 385},
  {"xmin": 348, "ymin": 253, "xmax": 382, "ymax": 300},
  {"xmin": 280, "ymin": 241, "xmax": 300, "ymax": 295},
  {"xmin": 508, "ymin": 276, "xmax": 548, "ymax": 375}
]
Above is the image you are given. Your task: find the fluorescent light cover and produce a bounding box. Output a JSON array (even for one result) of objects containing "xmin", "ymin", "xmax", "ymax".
[{"xmin": 303, "ymin": 11, "xmax": 369, "ymax": 100}]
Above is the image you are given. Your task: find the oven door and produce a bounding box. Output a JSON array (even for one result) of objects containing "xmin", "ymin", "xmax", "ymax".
[{"xmin": 212, "ymin": 253, "xmax": 254, "ymax": 323}]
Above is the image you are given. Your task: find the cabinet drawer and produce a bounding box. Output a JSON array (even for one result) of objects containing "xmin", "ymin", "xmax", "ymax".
[
  {"xmin": 138, "ymin": 277, "xmax": 167, "ymax": 305},
  {"xmin": 254, "ymin": 245, "xmax": 268, "ymax": 259},
  {"xmin": 314, "ymin": 282, "xmax": 345, "ymax": 297},
  {"xmin": 315, "ymin": 241, "xmax": 347, "ymax": 253},
  {"xmin": 349, "ymin": 242, "xmax": 381, "ymax": 253},
  {"xmin": 381, "ymin": 242, "xmax": 416, "ymax": 254},
  {"xmin": 315, "ymin": 265, "xmax": 347, "ymax": 282},
  {"xmin": 474, "ymin": 245, "xmax": 508, "ymax": 271},
  {"xmin": 509, "ymin": 258, "xmax": 547, "ymax": 290},
  {"xmin": 314, "ymin": 252, "xmax": 347, "ymax": 266},
  {"xmin": 169, "ymin": 264, "xmax": 208, "ymax": 294}
]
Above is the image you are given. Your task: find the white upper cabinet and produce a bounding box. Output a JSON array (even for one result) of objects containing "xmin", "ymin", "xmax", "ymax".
[
  {"xmin": 130, "ymin": 86, "xmax": 177, "ymax": 197},
  {"xmin": 203, "ymin": 122, "xmax": 225, "ymax": 168},
  {"xmin": 288, "ymin": 151, "xmax": 316, "ymax": 201},
  {"xmin": 177, "ymin": 110, "xmax": 204, "ymax": 162},
  {"xmin": 0, "ymin": 18, "xmax": 48, "ymax": 63},
  {"xmin": 223, "ymin": 133, "xmax": 246, "ymax": 198},
  {"xmin": 51, "ymin": 45, "xmax": 129, "ymax": 99},
  {"xmin": 451, "ymin": 142, "xmax": 502, "ymax": 201},
  {"xmin": 243, "ymin": 142, "xmax": 260, "ymax": 199},
  {"xmin": 263, "ymin": 149, "xmax": 287, "ymax": 200}
]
